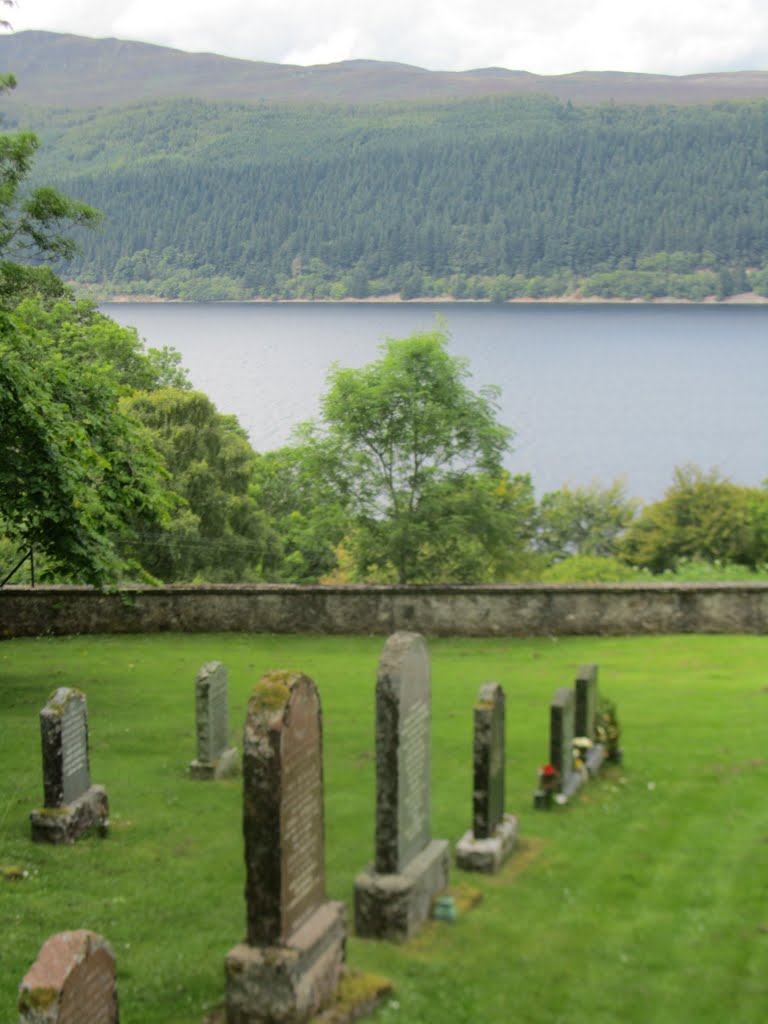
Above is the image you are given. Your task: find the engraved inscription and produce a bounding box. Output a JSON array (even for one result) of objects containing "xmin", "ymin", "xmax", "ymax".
[
  {"xmin": 61, "ymin": 700, "xmax": 90, "ymax": 804},
  {"xmin": 398, "ymin": 698, "xmax": 429, "ymax": 862},
  {"xmin": 280, "ymin": 682, "xmax": 324, "ymax": 940},
  {"xmin": 209, "ymin": 677, "xmax": 228, "ymax": 758},
  {"xmin": 58, "ymin": 948, "xmax": 116, "ymax": 1024}
]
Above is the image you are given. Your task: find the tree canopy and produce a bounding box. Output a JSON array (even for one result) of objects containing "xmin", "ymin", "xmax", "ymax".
[{"xmin": 288, "ymin": 327, "xmax": 526, "ymax": 583}]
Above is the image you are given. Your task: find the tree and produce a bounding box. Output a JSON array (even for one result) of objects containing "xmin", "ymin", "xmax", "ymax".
[
  {"xmin": 122, "ymin": 388, "xmax": 268, "ymax": 582},
  {"xmin": 536, "ymin": 480, "xmax": 639, "ymax": 561},
  {"xmin": 298, "ymin": 327, "xmax": 517, "ymax": 583},
  {"xmin": 0, "ymin": 311, "xmax": 170, "ymax": 584},
  {"xmin": 620, "ymin": 465, "xmax": 765, "ymax": 573}
]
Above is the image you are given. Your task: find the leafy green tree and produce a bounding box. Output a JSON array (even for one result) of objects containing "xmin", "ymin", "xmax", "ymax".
[
  {"xmin": 122, "ymin": 388, "xmax": 267, "ymax": 581},
  {"xmin": 536, "ymin": 480, "xmax": 639, "ymax": 561},
  {"xmin": 298, "ymin": 327, "xmax": 517, "ymax": 583},
  {"xmin": 0, "ymin": 311, "xmax": 170, "ymax": 584},
  {"xmin": 620, "ymin": 465, "xmax": 765, "ymax": 573},
  {"xmin": 250, "ymin": 443, "xmax": 348, "ymax": 582},
  {"xmin": 13, "ymin": 295, "xmax": 189, "ymax": 392}
]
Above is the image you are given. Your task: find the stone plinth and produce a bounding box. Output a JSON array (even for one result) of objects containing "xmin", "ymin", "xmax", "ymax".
[
  {"xmin": 225, "ymin": 902, "xmax": 346, "ymax": 1024},
  {"xmin": 19, "ymin": 929, "xmax": 118, "ymax": 1023},
  {"xmin": 30, "ymin": 785, "xmax": 109, "ymax": 845},
  {"xmin": 456, "ymin": 813, "xmax": 518, "ymax": 874},
  {"xmin": 354, "ymin": 838, "xmax": 450, "ymax": 941}
]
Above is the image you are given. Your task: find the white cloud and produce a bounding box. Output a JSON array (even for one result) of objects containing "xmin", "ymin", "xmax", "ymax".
[{"xmin": 10, "ymin": 0, "xmax": 768, "ymax": 74}]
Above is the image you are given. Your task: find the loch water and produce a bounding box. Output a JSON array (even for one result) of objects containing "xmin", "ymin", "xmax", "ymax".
[{"xmin": 101, "ymin": 301, "xmax": 768, "ymax": 502}]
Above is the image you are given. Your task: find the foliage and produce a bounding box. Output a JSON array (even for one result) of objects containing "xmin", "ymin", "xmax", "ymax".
[
  {"xmin": 249, "ymin": 443, "xmax": 347, "ymax": 582},
  {"xmin": 539, "ymin": 554, "xmax": 645, "ymax": 583},
  {"xmin": 298, "ymin": 327, "xmax": 516, "ymax": 583},
  {"xmin": 0, "ymin": 312, "xmax": 170, "ymax": 584},
  {"xmin": 121, "ymin": 388, "xmax": 267, "ymax": 582},
  {"xmin": 25, "ymin": 94, "xmax": 768, "ymax": 300},
  {"xmin": 536, "ymin": 480, "xmax": 639, "ymax": 561},
  {"xmin": 620, "ymin": 465, "xmax": 767, "ymax": 573}
]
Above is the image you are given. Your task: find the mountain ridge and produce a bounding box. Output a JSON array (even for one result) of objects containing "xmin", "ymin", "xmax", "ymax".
[{"xmin": 2, "ymin": 30, "xmax": 768, "ymax": 108}]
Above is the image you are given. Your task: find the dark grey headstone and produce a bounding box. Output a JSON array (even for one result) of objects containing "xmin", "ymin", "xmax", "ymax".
[
  {"xmin": 374, "ymin": 632, "xmax": 432, "ymax": 875},
  {"xmin": 243, "ymin": 671, "xmax": 325, "ymax": 946},
  {"xmin": 195, "ymin": 661, "xmax": 230, "ymax": 763},
  {"xmin": 574, "ymin": 663, "xmax": 599, "ymax": 740},
  {"xmin": 40, "ymin": 688, "xmax": 91, "ymax": 808},
  {"xmin": 550, "ymin": 686, "xmax": 575, "ymax": 783},
  {"xmin": 473, "ymin": 682, "xmax": 505, "ymax": 839}
]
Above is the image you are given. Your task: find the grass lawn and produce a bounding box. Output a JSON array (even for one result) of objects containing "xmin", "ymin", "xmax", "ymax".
[{"xmin": 2, "ymin": 632, "xmax": 768, "ymax": 1023}]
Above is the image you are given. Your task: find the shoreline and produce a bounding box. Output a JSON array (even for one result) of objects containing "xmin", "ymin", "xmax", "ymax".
[{"xmin": 97, "ymin": 292, "xmax": 768, "ymax": 305}]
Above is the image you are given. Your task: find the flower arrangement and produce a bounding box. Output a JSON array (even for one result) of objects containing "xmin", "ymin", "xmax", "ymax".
[
  {"xmin": 572, "ymin": 736, "xmax": 593, "ymax": 779},
  {"xmin": 538, "ymin": 763, "xmax": 560, "ymax": 792}
]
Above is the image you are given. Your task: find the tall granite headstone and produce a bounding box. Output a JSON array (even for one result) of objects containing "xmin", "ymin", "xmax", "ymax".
[
  {"xmin": 189, "ymin": 661, "xmax": 238, "ymax": 780},
  {"xmin": 18, "ymin": 930, "xmax": 118, "ymax": 1024},
  {"xmin": 574, "ymin": 662, "xmax": 606, "ymax": 776},
  {"xmin": 456, "ymin": 682, "xmax": 518, "ymax": 873},
  {"xmin": 354, "ymin": 632, "xmax": 450, "ymax": 940},
  {"xmin": 30, "ymin": 689, "xmax": 108, "ymax": 844},
  {"xmin": 225, "ymin": 671, "xmax": 345, "ymax": 1024}
]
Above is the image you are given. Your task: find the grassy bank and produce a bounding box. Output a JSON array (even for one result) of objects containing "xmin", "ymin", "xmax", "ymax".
[{"xmin": 2, "ymin": 633, "xmax": 768, "ymax": 1023}]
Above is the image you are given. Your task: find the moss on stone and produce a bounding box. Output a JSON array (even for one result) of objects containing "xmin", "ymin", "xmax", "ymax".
[
  {"xmin": 249, "ymin": 672, "xmax": 292, "ymax": 714},
  {"xmin": 310, "ymin": 968, "xmax": 393, "ymax": 1023},
  {"xmin": 19, "ymin": 986, "xmax": 58, "ymax": 1011}
]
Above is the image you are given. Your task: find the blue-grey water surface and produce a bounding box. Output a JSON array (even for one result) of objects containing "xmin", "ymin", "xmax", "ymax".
[{"xmin": 100, "ymin": 301, "xmax": 768, "ymax": 502}]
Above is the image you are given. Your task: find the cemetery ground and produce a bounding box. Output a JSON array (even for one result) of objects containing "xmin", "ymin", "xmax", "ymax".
[{"xmin": 2, "ymin": 633, "xmax": 768, "ymax": 1024}]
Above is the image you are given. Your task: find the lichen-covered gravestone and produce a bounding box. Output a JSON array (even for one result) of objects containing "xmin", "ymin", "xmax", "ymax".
[
  {"xmin": 354, "ymin": 632, "xmax": 450, "ymax": 940},
  {"xmin": 456, "ymin": 682, "xmax": 518, "ymax": 873},
  {"xmin": 18, "ymin": 929, "xmax": 118, "ymax": 1024},
  {"xmin": 189, "ymin": 661, "xmax": 238, "ymax": 780},
  {"xmin": 30, "ymin": 689, "xmax": 108, "ymax": 844},
  {"xmin": 225, "ymin": 671, "xmax": 345, "ymax": 1024},
  {"xmin": 574, "ymin": 663, "xmax": 606, "ymax": 776}
]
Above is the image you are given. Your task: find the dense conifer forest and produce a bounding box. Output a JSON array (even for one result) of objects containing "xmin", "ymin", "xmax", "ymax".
[{"xmin": 16, "ymin": 94, "xmax": 768, "ymax": 301}]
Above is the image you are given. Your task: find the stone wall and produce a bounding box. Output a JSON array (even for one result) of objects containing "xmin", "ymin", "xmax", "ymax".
[{"xmin": 2, "ymin": 582, "xmax": 768, "ymax": 637}]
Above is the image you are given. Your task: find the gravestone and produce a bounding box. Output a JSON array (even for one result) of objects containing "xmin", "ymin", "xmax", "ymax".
[
  {"xmin": 456, "ymin": 682, "xmax": 518, "ymax": 873},
  {"xmin": 574, "ymin": 663, "xmax": 606, "ymax": 777},
  {"xmin": 30, "ymin": 688, "xmax": 108, "ymax": 844},
  {"xmin": 354, "ymin": 632, "xmax": 450, "ymax": 940},
  {"xmin": 189, "ymin": 661, "xmax": 238, "ymax": 780},
  {"xmin": 18, "ymin": 929, "xmax": 118, "ymax": 1023},
  {"xmin": 225, "ymin": 671, "xmax": 345, "ymax": 1024}
]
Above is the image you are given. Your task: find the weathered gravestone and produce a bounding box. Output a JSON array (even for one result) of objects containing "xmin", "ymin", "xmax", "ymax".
[
  {"xmin": 574, "ymin": 663, "xmax": 606, "ymax": 777},
  {"xmin": 456, "ymin": 682, "xmax": 518, "ymax": 873},
  {"xmin": 30, "ymin": 689, "xmax": 108, "ymax": 844},
  {"xmin": 189, "ymin": 661, "xmax": 238, "ymax": 780},
  {"xmin": 18, "ymin": 929, "xmax": 118, "ymax": 1024},
  {"xmin": 225, "ymin": 671, "xmax": 345, "ymax": 1024},
  {"xmin": 354, "ymin": 632, "xmax": 450, "ymax": 940}
]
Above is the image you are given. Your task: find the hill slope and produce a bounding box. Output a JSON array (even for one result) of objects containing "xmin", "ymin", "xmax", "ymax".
[{"xmin": 2, "ymin": 30, "xmax": 768, "ymax": 108}]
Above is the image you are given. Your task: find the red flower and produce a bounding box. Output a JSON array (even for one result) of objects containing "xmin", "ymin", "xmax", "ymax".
[{"xmin": 541, "ymin": 764, "xmax": 556, "ymax": 776}]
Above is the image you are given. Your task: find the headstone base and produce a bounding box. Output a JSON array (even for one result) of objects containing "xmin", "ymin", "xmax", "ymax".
[
  {"xmin": 225, "ymin": 901, "xmax": 346, "ymax": 1024},
  {"xmin": 189, "ymin": 747, "xmax": 239, "ymax": 780},
  {"xmin": 455, "ymin": 813, "xmax": 518, "ymax": 874},
  {"xmin": 353, "ymin": 839, "xmax": 450, "ymax": 941},
  {"xmin": 30, "ymin": 785, "xmax": 109, "ymax": 844}
]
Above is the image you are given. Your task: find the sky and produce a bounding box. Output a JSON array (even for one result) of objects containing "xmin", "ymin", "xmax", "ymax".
[{"xmin": 8, "ymin": 0, "xmax": 768, "ymax": 76}]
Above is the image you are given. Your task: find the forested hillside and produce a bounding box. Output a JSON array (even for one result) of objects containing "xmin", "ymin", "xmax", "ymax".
[{"xmin": 4, "ymin": 33, "xmax": 768, "ymax": 301}]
